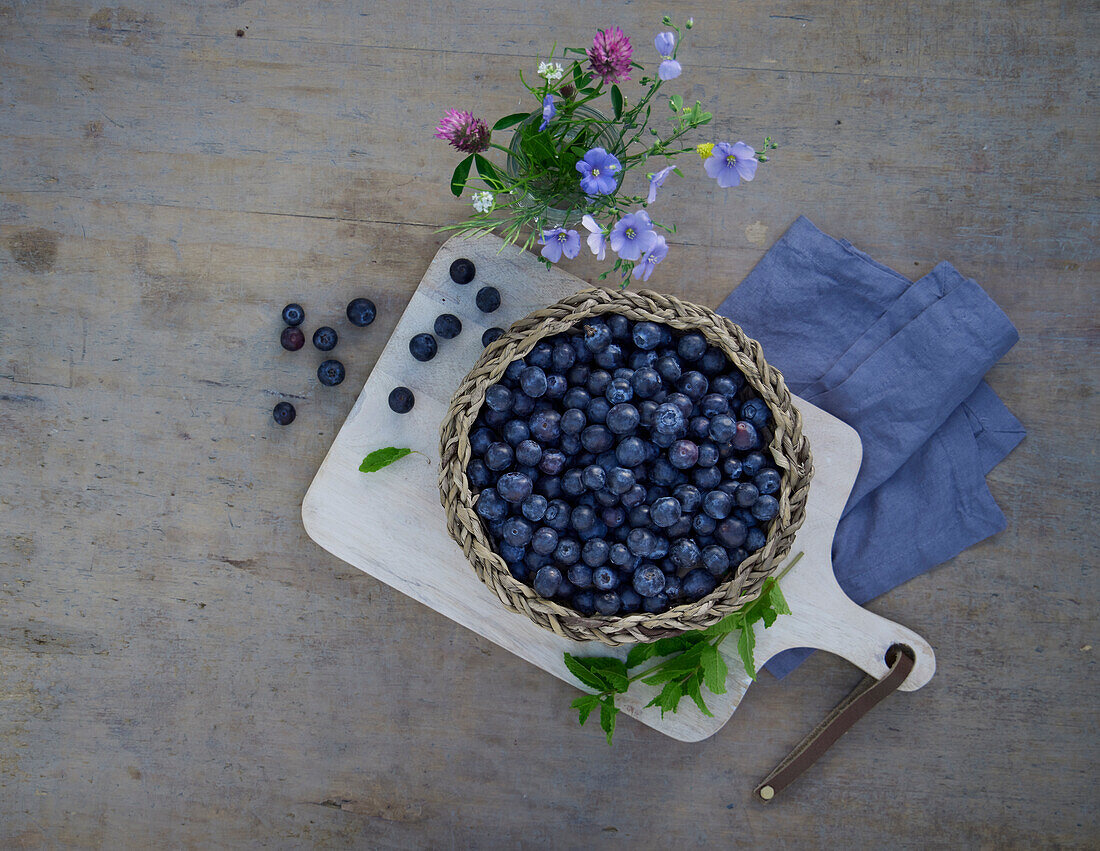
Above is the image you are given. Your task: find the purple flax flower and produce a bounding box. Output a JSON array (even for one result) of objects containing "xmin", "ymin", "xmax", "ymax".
[
  {"xmin": 434, "ymin": 109, "xmax": 491, "ymax": 154},
  {"xmin": 581, "ymin": 215, "xmax": 607, "ymax": 260},
  {"xmin": 576, "ymin": 147, "xmax": 622, "ymax": 196},
  {"xmin": 539, "ymin": 94, "xmax": 556, "ymax": 132},
  {"xmin": 703, "ymin": 141, "xmax": 758, "ymax": 188},
  {"xmin": 654, "ymin": 32, "xmax": 681, "ymax": 80},
  {"xmin": 540, "ymin": 227, "xmax": 581, "ymax": 263},
  {"xmin": 587, "ymin": 26, "xmax": 633, "ymax": 83},
  {"xmin": 609, "ymin": 211, "xmax": 657, "ymax": 262},
  {"xmin": 633, "ymin": 233, "xmax": 668, "ymax": 282},
  {"xmin": 646, "ymin": 166, "xmax": 675, "ymax": 203}
]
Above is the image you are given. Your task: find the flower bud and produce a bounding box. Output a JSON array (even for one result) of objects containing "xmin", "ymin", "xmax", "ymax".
[
  {"xmin": 662, "ymin": 15, "xmax": 672, "ymax": 25},
  {"xmin": 686, "ymin": 18, "xmax": 694, "ymax": 29},
  {"xmin": 560, "ymin": 83, "xmax": 576, "ymax": 99}
]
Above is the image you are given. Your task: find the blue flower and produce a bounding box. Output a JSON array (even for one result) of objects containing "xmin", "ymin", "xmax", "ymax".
[
  {"xmin": 540, "ymin": 227, "xmax": 581, "ymax": 263},
  {"xmin": 703, "ymin": 141, "xmax": 758, "ymax": 188},
  {"xmin": 576, "ymin": 147, "xmax": 622, "ymax": 196},
  {"xmin": 654, "ymin": 31, "xmax": 681, "ymax": 81},
  {"xmin": 581, "ymin": 215, "xmax": 607, "ymax": 260},
  {"xmin": 609, "ymin": 210, "xmax": 656, "ymax": 262},
  {"xmin": 633, "ymin": 233, "xmax": 668, "ymax": 282},
  {"xmin": 646, "ymin": 166, "xmax": 675, "ymax": 204},
  {"xmin": 539, "ymin": 94, "xmax": 556, "ymax": 132}
]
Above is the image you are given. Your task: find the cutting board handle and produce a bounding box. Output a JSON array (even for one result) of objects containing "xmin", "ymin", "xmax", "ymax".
[{"xmin": 751, "ymin": 551, "xmax": 936, "ymax": 691}]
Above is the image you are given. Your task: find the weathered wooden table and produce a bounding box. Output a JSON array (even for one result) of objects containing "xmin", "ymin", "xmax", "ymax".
[{"xmin": 1, "ymin": 2, "xmax": 1095, "ymax": 846}]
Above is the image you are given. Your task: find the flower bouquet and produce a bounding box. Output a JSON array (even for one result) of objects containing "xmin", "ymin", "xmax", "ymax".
[{"xmin": 435, "ymin": 16, "xmax": 776, "ymax": 285}]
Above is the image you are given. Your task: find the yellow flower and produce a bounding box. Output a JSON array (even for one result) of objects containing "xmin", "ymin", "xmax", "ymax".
[{"xmin": 696, "ymin": 143, "xmax": 715, "ymax": 162}]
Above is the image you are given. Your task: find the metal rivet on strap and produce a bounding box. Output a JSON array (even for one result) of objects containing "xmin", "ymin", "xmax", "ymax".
[{"xmin": 759, "ymin": 785, "xmax": 775, "ymax": 801}]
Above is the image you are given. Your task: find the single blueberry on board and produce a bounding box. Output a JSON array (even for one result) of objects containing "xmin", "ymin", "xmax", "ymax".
[
  {"xmin": 388, "ymin": 386, "xmax": 415, "ymax": 413},
  {"xmin": 476, "ymin": 286, "xmax": 501, "ymax": 313},
  {"xmin": 280, "ymin": 326, "xmax": 305, "ymax": 351},
  {"xmin": 409, "ymin": 332, "xmax": 438, "ymax": 362},
  {"xmin": 317, "ymin": 359, "xmax": 345, "ymax": 386},
  {"xmin": 281, "ymin": 303, "xmax": 305, "ymax": 327},
  {"xmin": 272, "ymin": 401, "xmax": 296, "ymax": 425},
  {"xmin": 449, "ymin": 257, "xmax": 476, "ymax": 284},
  {"xmin": 313, "ymin": 326, "xmax": 338, "ymax": 351},
  {"xmin": 347, "ymin": 298, "xmax": 377, "ymax": 327},
  {"xmin": 434, "ymin": 313, "xmax": 461, "ymax": 339}
]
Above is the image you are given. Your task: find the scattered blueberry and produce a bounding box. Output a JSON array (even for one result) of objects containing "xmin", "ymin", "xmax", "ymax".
[
  {"xmin": 388, "ymin": 386, "xmax": 414, "ymax": 413},
  {"xmin": 272, "ymin": 401, "xmax": 296, "ymax": 425},
  {"xmin": 476, "ymin": 286, "xmax": 501, "ymax": 313},
  {"xmin": 281, "ymin": 303, "xmax": 305, "ymax": 327},
  {"xmin": 482, "ymin": 327, "xmax": 505, "ymax": 346},
  {"xmin": 409, "ymin": 332, "xmax": 438, "ymax": 362},
  {"xmin": 313, "ymin": 326, "xmax": 338, "ymax": 351},
  {"xmin": 449, "ymin": 257, "xmax": 476, "ymax": 284},
  {"xmin": 434, "ymin": 313, "xmax": 462, "ymax": 339},
  {"xmin": 317, "ymin": 359, "xmax": 345, "ymax": 386},
  {"xmin": 346, "ymin": 298, "xmax": 376, "ymax": 327},
  {"xmin": 280, "ymin": 326, "xmax": 305, "ymax": 351}
]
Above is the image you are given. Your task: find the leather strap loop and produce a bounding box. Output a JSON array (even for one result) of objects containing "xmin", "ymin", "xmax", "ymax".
[{"xmin": 755, "ymin": 644, "xmax": 916, "ymax": 802}]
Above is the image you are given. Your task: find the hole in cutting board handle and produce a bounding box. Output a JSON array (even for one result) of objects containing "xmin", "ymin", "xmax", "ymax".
[{"xmin": 885, "ymin": 643, "xmax": 916, "ymax": 668}]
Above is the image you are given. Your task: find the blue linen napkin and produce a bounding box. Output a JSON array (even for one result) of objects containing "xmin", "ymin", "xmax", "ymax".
[{"xmin": 716, "ymin": 216, "xmax": 1025, "ymax": 678}]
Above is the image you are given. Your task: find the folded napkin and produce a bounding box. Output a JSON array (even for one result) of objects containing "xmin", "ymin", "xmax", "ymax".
[{"xmin": 716, "ymin": 216, "xmax": 1025, "ymax": 678}]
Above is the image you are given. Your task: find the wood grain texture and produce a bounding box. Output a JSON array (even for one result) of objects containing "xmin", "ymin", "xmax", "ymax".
[{"xmin": 1, "ymin": 0, "xmax": 1096, "ymax": 846}]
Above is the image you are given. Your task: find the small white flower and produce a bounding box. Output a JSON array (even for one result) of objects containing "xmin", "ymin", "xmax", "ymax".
[
  {"xmin": 472, "ymin": 191, "xmax": 495, "ymax": 214},
  {"xmin": 537, "ymin": 61, "xmax": 565, "ymax": 83}
]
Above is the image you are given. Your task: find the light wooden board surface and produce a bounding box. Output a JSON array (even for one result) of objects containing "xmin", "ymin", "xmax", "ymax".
[
  {"xmin": 1, "ymin": 0, "xmax": 1096, "ymax": 847},
  {"xmin": 301, "ymin": 234, "xmax": 935, "ymax": 742}
]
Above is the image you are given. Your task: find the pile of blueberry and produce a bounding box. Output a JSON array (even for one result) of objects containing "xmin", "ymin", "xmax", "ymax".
[
  {"xmin": 466, "ymin": 315, "xmax": 782, "ymax": 618},
  {"xmin": 272, "ymin": 297, "xmax": 377, "ymax": 425},
  {"xmin": 388, "ymin": 258, "xmax": 505, "ymax": 415}
]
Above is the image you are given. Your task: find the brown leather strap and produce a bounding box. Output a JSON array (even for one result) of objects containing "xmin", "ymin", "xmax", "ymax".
[{"xmin": 755, "ymin": 644, "xmax": 916, "ymax": 802}]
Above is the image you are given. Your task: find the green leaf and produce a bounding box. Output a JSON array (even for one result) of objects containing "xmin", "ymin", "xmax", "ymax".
[
  {"xmin": 610, "ymin": 84, "xmax": 624, "ymax": 119},
  {"xmin": 492, "ymin": 112, "xmax": 529, "ymax": 131},
  {"xmin": 572, "ymin": 694, "xmax": 600, "ymax": 726},
  {"xmin": 474, "ymin": 154, "xmax": 505, "ymax": 191},
  {"xmin": 450, "ymin": 154, "xmax": 474, "ymax": 197},
  {"xmin": 682, "ymin": 673, "xmax": 714, "ymax": 717},
  {"xmin": 563, "ymin": 653, "xmax": 611, "ymax": 692},
  {"xmin": 760, "ymin": 607, "xmax": 778, "ymax": 629},
  {"xmin": 583, "ymin": 657, "xmax": 630, "ymax": 693},
  {"xmin": 626, "ymin": 642, "xmax": 657, "ymax": 669},
  {"xmin": 599, "ymin": 696, "xmax": 619, "ymax": 745},
  {"xmin": 644, "ymin": 679, "xmax": 684, "ymax": 718},
  {"xmin": 669, "ymin": 93, "xmax": 682, "ymax": 113},
  {"xmin": 700, "ymin": 645, "xmax": 729, "ymax": 695},
  {"xmin": 359, "ymin": 447, "xmax": 412, "ymax": 473},
  {"xmin": 737, "ymin": 622, "xmax": 758, "ymax": 681},
  {"xmin": 768, "ymin": 579, "xmax": 791, "ymax": 616}
]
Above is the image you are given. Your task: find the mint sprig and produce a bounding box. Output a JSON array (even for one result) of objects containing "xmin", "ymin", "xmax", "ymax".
[
  {"xmin": 358, "ymin": 447, "xmax": 425, "ymax": 473},
  {"xmin": 564, "ymin": 555, "xmax": 800, "ymax": 743}
]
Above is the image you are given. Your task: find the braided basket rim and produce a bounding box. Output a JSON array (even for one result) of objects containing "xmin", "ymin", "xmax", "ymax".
[{"xmin": 438, "ymin": 287, "xmax": 814, "ymax": 646}]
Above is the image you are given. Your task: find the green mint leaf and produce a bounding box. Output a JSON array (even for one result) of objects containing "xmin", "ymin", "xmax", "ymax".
[
  {"xmin": 599, "ymin": 696, "xmax": 619, "ymax": 745},
  {"xmin": 651, "ymin": 632, "xmax": 707, "ymax": 658},
  {"xmin": 768, "ymin": 578, "xmax": 791, "ymax": 616},
  {"xmin": 359, "ymin": 447, "xmax": 412, "ymax": 473},
  {"xmin": 682, "ymin": 673, "xmax": 714, "ymax": 717},
  {"xmin": 611, "ymin": 84, "xmax": 624, "ymax": 119},
  {"xmin": 737, "ymin": 622, "xmax": 758, "ymax": 681},
  {"xmin": 583, "ymin": 657, "xmax": 630, "ymax": 693},
  {"xmin": 760, "ymin": 607, "xmax": 778, "ymax": 629},
  {"xmin": 625, "ymin": 642, "xmax": 657, "ymax": 669},
  {"xmin": 571, "ymin": 694, "xmax": 600, "ymax": 726},
  {"xmin": 450, "ymin": 154, "xmax": 474, "ymax": 197},
  {"xmin": 563, "ymin": 653, "xmax": 612, "ymax": 692},
  {"xmin": 700, "ymin": 644, "xmax": 729, "ymax": 695},
  {"xmin": 492, "ymin": 112, "xmax": 529, "ymax": 131},
  {"xmin": 701, "ymin": 612, "xmax": 742, "ymax": 640},
  {"xmin": 644, "ymin": 679, "xmax": 684, "ymax": 718}
]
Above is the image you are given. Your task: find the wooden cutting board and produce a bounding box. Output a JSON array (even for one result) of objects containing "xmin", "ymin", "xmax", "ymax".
[{"xmin": 301, "ymin": 234, "xmax": 935, "ymax": 742}]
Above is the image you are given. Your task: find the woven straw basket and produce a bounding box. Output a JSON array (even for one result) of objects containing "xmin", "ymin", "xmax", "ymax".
[{"xmin": 438, "ymin": 287, "xmax": 813, "ymax": 646}]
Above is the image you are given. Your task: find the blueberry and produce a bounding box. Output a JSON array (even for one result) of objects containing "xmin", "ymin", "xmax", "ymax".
[
  {"xmin": 476, "ymin": 286, "xmax": 501, "ymax": 313},
  {"xmin": 482, "ymin": 327, "xmax": 504, "ymax": 346},
  {"xmin": 678, "ymin": 371, "xmax": 708, "ymax": 401},
  {"xmin": 715, "ymin": 517, "xmax": 748, "ymax": 548},
  {"xmin": 606, "ymin": 403, "xmax": 640, "ymax": 435},
  {"xmin": 732, "ymin": 421, "xmax": 760, "ymax": 450},
  {"xmin": 580, "ymin": 424, "xmax": 613, "ymax": 453},
  {"xmin": 484, "ymin": 442, "xmax": 514, "ymax": 471},
  {"xmin": 755, "ymin": 468, "xmax": 781, "ymax": 495},
  {"xmin": 519, "ymin": 365, "xmax": 548, "ymax": 398},
  {"xmin": 563, "ymin": 387, "xmax": 591, "ymax": 410},
  {"xmin": 583, "ymin": 321, "xmax": 612, "ymax": 352},
  {"xmin": 722, "ymin": 457, "xmax": 743, "ymax": 479},
  {"xmin": 409, "ymin": 332, "xmax": 437, "ymax": 361},
  {"xmin": 538, "ymin": 450, "xmax": 566, "ymax": 475},
  {"xmin": 647, "ymin": 496, "xmax": 678, "ymax": 528},
  {"xmin": 388, "ymin": 386, "xmax": 414, "ymax": 413},
  {"xmin": 669, "ymin": 484, "xmax": 699, "ymax": 513},
  {"xmin": 704, "ymin": 489, "xmax": 733, "ymax": 519},
  {"xmin": 543, "ymin": 499, "xmax": 572, "ymax": 531},
  {"xmin": 551, "ymin": 342, "xmax": 576, "ymax": 372},
  {"xmin": 586, "ymin": 397, "xmax": 611, "ymax": 425},
  {"xmin": 594, "ymin": 343, "xmax": 624, "ymax": 370},
  {"xmin": 735, "ymin": 482, "xmax": 760, "ymax": 508},
  {"xmin": 632, "ymin": 321, "xmax": 662, "ymax": 350},
  {"xmin": 485, "ymin": 384, "xmax": 513, "ymax": 412},
  {"xmin": 655, "ymin": 355, "xmax": 682, "ymax": 383},
  {"xmin": 501, "ymin": 543, "xmax": 526, "ymax": 564},
  {"xmin": 505, "ymin": 359, "xmax": 527, "ymax": 381},
  {"xmin": 700, "ymin": 346, "xmax": 727, "ymax": 374},
  {"xmin": 709, "ymin": 415, "xmax": 736, "ymax": 442},
  {"xmin": 449, "ymin": 257, "xmax": 476, "ymax": 284},
  {"xmin": 702, "ymin": 545, "xmax": 730, "ymax": 576},
  {"xmin": 476, "ymin": 489, "xmax": 508, "ymax": 521},
  {"xmin": 594, "ymin": 590, "xmax": 621, "ymax": 615},
  {"xmin": 601, "ymin": 506, "xmax": 626, "ymax": 528},
  {"xmin": 692, "ymin": 513, "xmax": 717, "ymax": 536},
  {"xmin": 467, "ymin": 459, "xmax": 491, "ymax": 489},
  {"xmin": 313, "ymin": 326, "xmax": 338, "ymax": 351},
  {"xmin": 711, "ymin": 374, "xmax": 744, "ymax": 399},
  {"xmin": 605, "ymin": 314, "xmax": 630, "ymax": 340},
  {"xmin": 583, "ymin": 539, "xmax": 611, "ymax": 567},
  {"xmin": 641, "ymin": 593, "xmax": 669, "ymax": 613},
  {"xmin": 669, "ymin": 538, "xmax": 701, "ymax": 569},
  {"xmin": 654, "ymin": 402, "xmax": 686, "ymax": 435},
  {"xmin": 347, "ymin": 298, "xmax": 377, "ymax": 327},
  {"xmin": 682, "ymin": 568, "xmax": 718, "ymax": 601},
  {"xmin": 560, "ymin": 408, "xmax": 587, "ymax": 436},
  {"xmin": 572, "ymin": 590, "xmax": 597, "ymax": 615},
  {"xmin": 554, "ymin": 537, "xmax": 581, "ymax": 564},
  {"xmin": 514, "ymin": 439, "xmax": 542, "ymax": 466},
  {"xmin": 582, "ymin": 465, "xmax": 607, "ymax": 491},
  {"xmin": 521, "ymin": 494, "xmax": 548, "ymax": 522},
  {"xmin": 699, "ymin": 393, "xmax": 729, "ymax": 418},
  {"xmin": 502, "ymin": 419, "xmax": 530, "ymax": 447},
  {"xmin": 667, "ymin": 392, "xmax": 694, "ymax": 418},
  {"xmin": 497, "ymin": 471, "xmax": 533, "ymax": 503},
  {"xmin": 668, "ymin": 439, "xmax": 699, "ymax": 470},
  {"xmin": 619, "ymin": 588, "xmax": 641, "ymax": 613},
  {"xmin": 533, "ymin": 565, "xmax": 562, "ymax": 598},
  {"xmin": 586, "ymin": 369, "xmax": 612, "ymax": 397},
  {"xmin": 280, "ymin": 326, "xmax": 305, "ymax": 351},
  {"xmin": 537, "ymin": 475, "xmax": 563, "ymax": 499},
  {"xmin": 531, "ymin": 526, "xmax": 559, "ymax": 555},
  {"xmin": 692, "ymin": 465, "xmax": 722, "ymax": 490},
  {"xmin": 272, "ymin": 401, "xmax": 296, "ymax": 425},
  {"xmin": 470, "ymin": 427, "xmax": 495, "ymax": 456},
  {"xmin": 752, "ymin": 495, "xmax": 780, "ymax": 522},
  {"xmin": 649, "ymin": 457, "xmax": 679, "ymax": 487},
  {"xmin": 606, "ymin": 466, "xmax": 636, "ymax": 495},
  {"xmin": 513, "ymin": 394, "xmax": 536, "ymax": 416},
  {"xmin": 632, "ymin": 563, "xmax": 666, "ymax": 597},
  {"xmin": 742, "ymin": 451, "xmax": 769, "ymax": 477},
  {"xmin": 567, "ymin": 364, "xmax": 591, "ymax": 386},
  {"xmin": 696, "ymin": 442, "xmax": 720, "ymax": 467},
  {"xmin": 572, "ymin": 504, "xmax": 599, "ymax": 533},
  {"xmin": 317, "ymin": 359, "xmax": 345, "ymax": 386},
  {"xmin": 627, "ymin": 527, "xmax": 657, "ymax": 557},
  {"xmin": 621, "ymin": 484, "xmax": 647, "ymax": 508},
  {"xmin": 663, "ymin": 574, "xmax": 683, "ymax": 601},
  {"xmin": 591, "ymin": 565, "xmax": 618, "ymax": 590},
  {"xmin": 605, "ymin": 378, "xmax": 633, "ymax": 405},
  {"xmin": 561, "ymin": 469, "xmax": 585, "ymax": 497},
  {"xmin": 677, "ymin": 332, "xmax": 707, "ymax": 362},
  {"xmin": 609, "ymin": 543, "xmax": 633, "ymax": 567},
  {"xmin": 745, "ymin": 527, "xmax": 767, "ymax": 552},
  {"xmin": 740, "ymin": 398, "xmax": 771, "ymax": 429},
  {"xmin": 434, "ymin": 313, "xmax": 461, "ymax": 339},
  {"xmin": 630, "ymin": 366, "xmax": 662, "ymax": 399},
  {"xmin": 529, "ymin": 410, "xmax": 561, "ymax": 443},
  {"xmin": 501, "ymin": 517, "xmax": 533, "ymax": 547},
  {"xmin": 282, "ymin": 303, "xmax": 305, "ymax": 327},
  {"xmin": 615, "ymin": 436, "xmax": 647, "ymax": 467}
]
